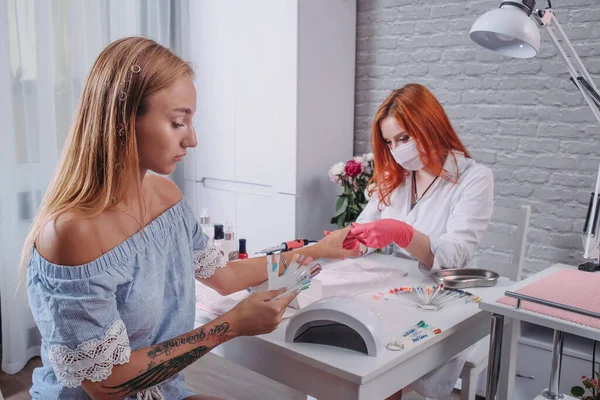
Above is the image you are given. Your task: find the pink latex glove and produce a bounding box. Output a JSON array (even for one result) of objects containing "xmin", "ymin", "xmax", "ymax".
[
  {"xmin": 350, "ymin": 219, "xmax": 414, "ymax": 249},
  {"xmin": 324, "ymin": 230, "xmax": 361, "ymax": 251}
]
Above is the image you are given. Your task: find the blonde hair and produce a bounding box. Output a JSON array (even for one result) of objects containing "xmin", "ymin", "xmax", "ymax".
[{"xmin": 20, "ymin": 37, "xmax": 193, "ymax": 276}]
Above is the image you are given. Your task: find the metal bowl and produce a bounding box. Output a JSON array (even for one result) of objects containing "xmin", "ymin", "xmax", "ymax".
[{"xmin": 432, "ymin": 268, "xmax": 499, "ymax": 289}]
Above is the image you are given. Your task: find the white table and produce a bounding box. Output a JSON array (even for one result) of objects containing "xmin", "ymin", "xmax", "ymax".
[
  {"xmin": 480, "ymin": 263, "xmax": 600, "ymax": 400},
  {"xmin": 195, "ymin": 254, "xmax": 514, "ymax": 399}
]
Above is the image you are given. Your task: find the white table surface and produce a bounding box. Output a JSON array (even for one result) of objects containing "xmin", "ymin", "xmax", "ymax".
[
  {"xmin": 479, "ymin": 263, "xmax": 600, "ymax": 342},
  {"xmin": 195, "ymin": 254, "xmax": 514, "ymax": 399}
]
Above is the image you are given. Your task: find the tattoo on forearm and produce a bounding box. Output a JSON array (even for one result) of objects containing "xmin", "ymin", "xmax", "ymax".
[
  {"xmin": 105, "ymin": 322, "xmax": 231, "ymax": 396},
  {"xmin": 106, "ymin": 346, "xmax": 212, "ymax": 396},
  {"xmin": 146, "ymin": 322, "xmax": 231, "ymax": 358},
  {"xmin": 147, "ymin": 329, "xmax": 207, "ymax": 358},
  {"xmin": 209, "ymin": 322, "xmax": 230, "ymax": 336}
]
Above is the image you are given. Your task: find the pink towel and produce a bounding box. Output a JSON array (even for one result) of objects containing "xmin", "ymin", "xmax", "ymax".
[{"xmin": 497, "ymin": 269, "xmax": 600, "ymax": 329}]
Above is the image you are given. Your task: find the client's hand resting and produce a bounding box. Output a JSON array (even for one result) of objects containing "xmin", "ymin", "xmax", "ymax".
[
  {"xmin": 349, "ymin": 219, "xmax": 414, "ymax": 249},
  {"xmin": 317, "ymin": 225, "xmax": 361, "ymax": 259},
  {"xmin": 228, "ymin": 289, "xmax": 297, "ymax": 337}
]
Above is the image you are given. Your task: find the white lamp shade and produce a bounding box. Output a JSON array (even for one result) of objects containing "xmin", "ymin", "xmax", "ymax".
[{"xmin": 470, "ymin": 5, "xmax": 540, "ymax": 59}]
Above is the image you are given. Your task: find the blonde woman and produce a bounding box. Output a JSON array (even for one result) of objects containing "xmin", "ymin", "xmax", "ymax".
[{"xmin": 23, "ymin": 37, "xmax": 356, "ymax": 399}]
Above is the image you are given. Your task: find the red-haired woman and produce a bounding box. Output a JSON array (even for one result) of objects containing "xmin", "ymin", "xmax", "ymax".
[{"xmin": 349, "ymin": 84, "xmax": 494, "ymax": 398}]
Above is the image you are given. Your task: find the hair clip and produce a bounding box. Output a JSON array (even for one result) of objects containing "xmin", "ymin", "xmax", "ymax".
[{"xmin": 131, "ymin": 65, "xmax": 141, "ymax": 74}]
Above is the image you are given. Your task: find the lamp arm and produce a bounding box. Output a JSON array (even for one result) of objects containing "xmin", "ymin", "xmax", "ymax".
[
  {"xmin": 535, "ymin": 9, "xmax": 600, "ymax": 124},
  {"xmin": 570, "ymin": 77, "xmax": 600, "ymax": 109},
  {"xmin": 551, "ymin": 12, "xmax": 598, "ymax": 92},
  {"xmin": 534, "ymin": 8, "xmax": 600, "ymax": 260}
]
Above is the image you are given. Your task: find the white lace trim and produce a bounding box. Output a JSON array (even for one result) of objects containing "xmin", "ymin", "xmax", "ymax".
[
  {"xmin": 193, "ymin": 245, "xmax": 227, "ymax": 279},
  {"xmin": 47, "ymin": 319, "xmax": 131, "ymax": 388},
  {"xmin": 137, "ymin": 386, "xmax": 165, "ymax": 400}
]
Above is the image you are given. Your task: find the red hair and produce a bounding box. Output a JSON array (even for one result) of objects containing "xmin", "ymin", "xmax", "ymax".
[{"xmin": 370, "ymin": 84, "xmax": 470, "ymax": 207}]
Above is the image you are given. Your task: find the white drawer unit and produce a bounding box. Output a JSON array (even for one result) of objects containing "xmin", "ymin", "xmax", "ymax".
[
  {"xmin": 470, "ymin": 322, "xmax": 599, "ymax": 399},
  {"xmin": 184, "ymin": 0, "xmax": 356, "ymax": 253}
]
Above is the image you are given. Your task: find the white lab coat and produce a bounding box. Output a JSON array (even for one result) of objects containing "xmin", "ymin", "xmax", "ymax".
[{"xmin": 356, "ymin": 151, "xmax": 494, "ymax": 398}]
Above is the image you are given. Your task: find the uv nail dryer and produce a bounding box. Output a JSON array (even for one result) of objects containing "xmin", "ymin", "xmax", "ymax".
[{"xmin": 285, "ymin": 296, "xmax": 384, "ymax": 356}]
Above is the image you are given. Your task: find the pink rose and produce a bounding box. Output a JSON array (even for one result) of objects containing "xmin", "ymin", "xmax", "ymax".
[{"xmin": 344, "ymin": 159, "xmax": 362, "ymax": 178}]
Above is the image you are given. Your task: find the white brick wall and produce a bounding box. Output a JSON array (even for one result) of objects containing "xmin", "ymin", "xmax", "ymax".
[{"xmin": 354, "ymin": 0, "xmax": 600, "ymax": 275}]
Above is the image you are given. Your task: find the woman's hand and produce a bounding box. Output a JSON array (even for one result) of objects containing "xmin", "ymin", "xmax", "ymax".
[
  {"xmin": 227, "ymin": 289, "xmax": 297, "ymax": 337},
  {"xmin": 315, "ymin": 225, "xmax": 361, "ymax": 259},
  {"xmin": 350, "ymin": 219, "xmax": 414, "ymax": 249}
]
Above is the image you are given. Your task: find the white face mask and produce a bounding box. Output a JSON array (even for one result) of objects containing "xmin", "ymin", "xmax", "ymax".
[{"xmin": 390, "ymin": 140, "xmax": 423, "ymax": 171}]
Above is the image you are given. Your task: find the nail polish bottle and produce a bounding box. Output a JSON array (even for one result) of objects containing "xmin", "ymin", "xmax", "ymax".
[
  {"xmin": 213, "ymin": 224, "xmax": 224, "ymax": 255},
  {"xmin": 238, "ymin": 238, "xmax": 248, "ymax": 259}
]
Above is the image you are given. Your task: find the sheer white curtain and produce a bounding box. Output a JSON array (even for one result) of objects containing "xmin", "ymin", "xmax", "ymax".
[{"xmin": 0, "ymin": 0, "xmax": 190, "ymax": 374}]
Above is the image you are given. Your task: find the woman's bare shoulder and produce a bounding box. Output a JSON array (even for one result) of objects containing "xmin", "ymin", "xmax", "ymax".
[
  {"xmin": 146, "ymin": 174, "xmax": 184, "ymax": 210},
  {"xmin": 36, "ymin": 209, "xmax": 104, "ymax": 266}
]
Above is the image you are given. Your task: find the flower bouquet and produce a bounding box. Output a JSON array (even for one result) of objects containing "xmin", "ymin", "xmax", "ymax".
[
  {"xmin": 328, "ymin": 153, "xmax": 374, "ymax": 229},
  {"xmin": 572, "ymin": 374, "xmax": 600, "ymax": 400}
]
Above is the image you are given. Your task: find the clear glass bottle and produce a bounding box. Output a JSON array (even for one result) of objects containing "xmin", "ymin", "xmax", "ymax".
[
  {"xmin": 199, "ymin": 208, "xmax": 214, "ymax": 245},
  {"xmin": 222, "ymin": 220, "xmax": 239, "ymax": 261}
]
